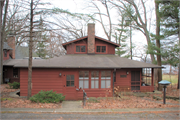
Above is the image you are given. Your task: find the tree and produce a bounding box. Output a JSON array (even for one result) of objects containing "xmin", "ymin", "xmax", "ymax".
[
  {"xmin": 158, "ymin": 0, "xmax": 180, "ymax": 89},
  {"xmin": 0, "ymin": 0, "xmax": 5, "ymax": 84},
  {"xmin": 109, "ymin": 0, "xmax": 155, "ymax": 62},
  {"xmin": 155, "ymin": 0, "xmax": 162, "ymax": 90}
]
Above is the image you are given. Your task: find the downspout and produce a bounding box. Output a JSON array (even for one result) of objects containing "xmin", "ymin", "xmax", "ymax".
[{"xmin": 113, "ymin": 68, "xmax": 116, "ymax": 97}]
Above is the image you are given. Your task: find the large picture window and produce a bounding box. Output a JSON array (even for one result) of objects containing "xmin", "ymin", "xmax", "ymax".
[
  {"xmin": 79, "ymin": 71, "xmax": 89, "ymax": 88},
  {"xmin": 101, "ymin": 71, "xmax": 111, "ymax": 88},
  {"xmin": 91, "ymin": 71, "xmax": 99, "ymax": 88},
  {"xmin": 96, "ymin": 46, "xmax": 106, "ymax": 53},
  {"xmin": 76, "ymin": 45, "xmax": 86, "ymax": 52}
]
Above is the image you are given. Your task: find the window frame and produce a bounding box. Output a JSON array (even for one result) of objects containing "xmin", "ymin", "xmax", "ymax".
[
  {"xmin": 100, "ymin": 71, "xmax": 111, "ymax": 88},
  {"xmin": 79, "ymin": 71, "xmax": 89, "ymax": 89},
  {"xmin": 91, "ymin": 71, "xmax": 99, "ymax": 89},
  {"xmin": 75, "ymin": 44, "xmax": 87, "ymax": 53},
  {"xmin": 66, "ymin": 75, "xmax": 75, "ymax": 87},
  {"xmin": 95, "ymin": 44, "xmax": 107, "ymax": 54},
  {"xmin": 141, "ymin": 68, "xmax": 152, "ymax": 86},
  {"xmin": 13, "ymin": 68, "xmax": 19, "ymax": 78}
]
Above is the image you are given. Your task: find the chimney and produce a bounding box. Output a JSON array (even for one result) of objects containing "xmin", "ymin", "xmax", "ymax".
[
  {"xmin": 7, "ymin": 36, "xmax": 15, "ymax": 59},
  {"xmin": 87, "ymin": 23, "xmax": 95, "ymax": 54}
]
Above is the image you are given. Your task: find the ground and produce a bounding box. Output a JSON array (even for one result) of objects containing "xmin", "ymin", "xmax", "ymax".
[
  {"xmin": 1, "ymin": 111, "xmax": 180, "ymax": 120},
  {"xmin": 1, "ymin": 84, "xmax": 179, "ymax": 109},
  {"xmin": 1, "ymin": 84, "xmax": 62, "ymax": 108}
]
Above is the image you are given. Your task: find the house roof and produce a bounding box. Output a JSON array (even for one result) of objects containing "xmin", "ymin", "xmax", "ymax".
[
  {"xmin": 15, "ymin": 46, "xmax": 38, "ymax": 59},
  {"xmin": 62, "ymin": 36, "xmax": 120, "ymax": 49},
  {"xmin": 3, "ymin": 54, "xmax": 163, "ymax": 68},
  {"xmin": 3, "ymin": 42, "xmax": 13, "ymax": 50}
]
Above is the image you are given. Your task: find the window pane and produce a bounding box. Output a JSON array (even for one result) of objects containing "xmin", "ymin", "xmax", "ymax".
[
  {"xmin": 96, "ymin": 46, "xmax": 101, "ymax": 52},
  {"xmin": 106, "ymin": 80, "xmax": 111, "ymax": 88},
  {"xmin": 66, "ymin": 75, "xmax": 70, "ymax": 80},
  {"xmin": 81, "ymin": 46, "xmax": 85, "ymax": 52},
  {"xmin": 84, "ymin": 71, "xmax": 89, "ymax": 77},
  {"xmin": 95, "ymin": 80, "xmax": 99, "ymax": 88},
  {"xmin": 76, "ymin": 46, "xmax": 80, "ymax": 52},
  {"xmin": 101, "ymin": 80, "xmax": 105, "ymax": 88},
  {"xmin": 84, "ymin": 80, "xmax": 89, "ymax": 88},
  {"xmin": 91, "ymin": 71, "xmax": 99, "ymax": 79},
  {"xmin": 101, "ymin": 71, "xmax": 105, "ymax": 77},
  {"xmin": 79, "ymin": 80, "xmax": 83, "ymax": 88},
  {"xmin": 71, "ymin": 75, "xmax": 74, "ymax": 81},
  {"xmin": 91, "ymin": 80, "xmax": 94, "ymax": 88},
  {"xmin": 71, "ymin": 81, "xmax": 74, "ymax": 86},
  {"xmin": 102, "ymin": 46, "xmax": 106, "ymax": 53},
  {"xmin": 79, "ymin": 71, "xmax": 83, "ymax": 77},
  {"xmin": 66, "ymin": 81, "xmax": 70, "ymax": 86},
  {"xmin": 106, "ymin": 71, "xmax": 111, "ymax": 77}
]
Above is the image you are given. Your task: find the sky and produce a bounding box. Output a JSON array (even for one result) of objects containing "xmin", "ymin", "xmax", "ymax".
[{"xmin": 47, "ymin": 0, "xmax": 156, "ymax": 59}]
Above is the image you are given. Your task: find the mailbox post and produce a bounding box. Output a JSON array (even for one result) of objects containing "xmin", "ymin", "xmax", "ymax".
[{"xmin": 158, "ymin": 80, "xmax": 171, "ymax": 104}]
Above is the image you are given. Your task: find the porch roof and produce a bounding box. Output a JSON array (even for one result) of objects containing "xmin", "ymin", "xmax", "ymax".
[{"xmin": 3, "ymin": 54, "xmax": 163, "ymax": 69}]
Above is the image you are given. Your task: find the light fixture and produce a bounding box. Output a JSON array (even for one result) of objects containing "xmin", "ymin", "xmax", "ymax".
[
  {"xmin": 59, "ymin": 73, "xmax": 62, "ymax": 76},
  {"xmin": 126, "ymin": 71, "xmax": 129, "ymax": 75}
]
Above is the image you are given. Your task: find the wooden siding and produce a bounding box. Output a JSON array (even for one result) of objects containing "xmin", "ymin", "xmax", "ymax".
[
  {"xmin": 20, "ymin": 68, "xmax": 113, "ymax": 100},
  {"xmin": 66, "ymin": 38, "xmax": 116, "ymax": 54},
  {"xmin": 95, "ymin": 39, "xmax": 115, "ymax": 54},
  {"xmin": 20, "ymin": 68, "xmax": 64, "ymax": 97},
  {"xmin": 66, "ymin": 39, "xmax": 88, "ymax": 54}
]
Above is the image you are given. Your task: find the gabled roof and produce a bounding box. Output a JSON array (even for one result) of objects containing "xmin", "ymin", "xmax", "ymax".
[
  {"xmin": 3, "ymin": 42, "xmax": 13, "ymax": 50},
  {"xmin": 62, "ymin": 36, "xmax": 120, "ymax": 49},
  {"xmin": 15, "ymin": 46, "xmax": 38, "ymax": 59},
  {"xmin": 3, "ymin": 54, "xmax": 163, "ymax": 68}
]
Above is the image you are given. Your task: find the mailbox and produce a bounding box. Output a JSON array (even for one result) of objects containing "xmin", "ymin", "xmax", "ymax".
[{"xmin": 158, "ymin": 80, "xmax": 171, "ymax": 104}]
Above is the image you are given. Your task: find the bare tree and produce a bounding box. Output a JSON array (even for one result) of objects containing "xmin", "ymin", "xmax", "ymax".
[{"xmin": 109, "ymin": 0, "xmax": 155, "ymax": 62}]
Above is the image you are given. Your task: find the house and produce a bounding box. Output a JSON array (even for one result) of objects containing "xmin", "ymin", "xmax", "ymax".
[
  {"xmin": 3, "ymin": 23, "xmax": 162, "ymax": 100},
  {"xmin": 3, "ymin": 37, "xmax": 38, "ymax": 83}
]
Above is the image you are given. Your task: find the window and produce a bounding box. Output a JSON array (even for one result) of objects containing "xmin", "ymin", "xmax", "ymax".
[
  {"xmin": 76, "ymin": 45, "xmax": 86, "ymax": 52},
  {"xmin": 13, "ymin": 68, "xmax": 18, "ymax": 78},
  {"xmin": 66, "ymin": 75, "xmax": 74, "ymax": 87},
  {"xmin": 79, "ymin": 71, "xmax": 89, "ymax": 88},
  {"xmin": 142, "ymin": 68, "xmax": 152, "ymax": 86},
  {"xmin": 4, "ymin": 50, "xmax": 7, "ymax": 57},
  {"xmin": 91, "ymin": 71, "xmax": 99, "ymax": 88},
  {"xmin": 101, "ymin": 71, "xmax": 111, "ymax": 88},
  {"xmin": 96, "ymin": 46, "xmax": 106, "ymax": 53}
]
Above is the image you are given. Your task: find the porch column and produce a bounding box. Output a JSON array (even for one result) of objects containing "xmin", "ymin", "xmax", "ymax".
[{"xmin": 152, "ymin": 68, "xmax": 154, "ymax": 87}]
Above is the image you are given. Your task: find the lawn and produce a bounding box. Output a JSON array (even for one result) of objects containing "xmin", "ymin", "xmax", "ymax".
[{"xmin": 162, "ymin": 74, "xmax": 178, "ymax": 85}]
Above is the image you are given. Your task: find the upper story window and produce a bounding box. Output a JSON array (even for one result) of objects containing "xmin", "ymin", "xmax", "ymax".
[
  {"xmin": 4, "ymin": 50, "xmax": 7, "ymax": 57},
  {"xmin": 96, "ymin": 46, "xmax": 106, "ymax": 53},
  {"xmin": 76, "ymin": 45, "xmax": 86, "ymax": 53}
]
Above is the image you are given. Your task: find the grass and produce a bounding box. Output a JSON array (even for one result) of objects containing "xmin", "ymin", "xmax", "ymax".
[
  {"xmin": 1, "ymin": 98, "xmax": 13, "ymax": 101},
  {"xmin": 162, "ymin": 74, "xmax": 178, "ymax": 85}
]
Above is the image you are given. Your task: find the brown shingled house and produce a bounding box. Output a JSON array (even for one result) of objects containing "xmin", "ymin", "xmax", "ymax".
[{"xmin": 3, "ymin": 23, "xmax": 162, "ymax": 100}]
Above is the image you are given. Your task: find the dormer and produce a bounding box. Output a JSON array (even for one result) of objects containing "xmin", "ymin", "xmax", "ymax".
[
  {"xmin": 62, "ymin": 23, "xmax": 120, "ymax": 55},
  {"xmin": 3, "ymin": 42, "xmax": 13, "ymax": 60}
]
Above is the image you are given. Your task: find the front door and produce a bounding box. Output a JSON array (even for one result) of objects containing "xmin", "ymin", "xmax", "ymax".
[
  {"xmin": 63, "ymin": 73, "xmax": 77, "ymax": 100},
  {"xmin": 131, "ymin": 71, "xmax": 140, "ymax": 90}
]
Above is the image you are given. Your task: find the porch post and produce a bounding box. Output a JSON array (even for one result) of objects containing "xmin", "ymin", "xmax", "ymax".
[{"xmin": 152, "ymin": 68, "xmax": 154, "ymax": 87}]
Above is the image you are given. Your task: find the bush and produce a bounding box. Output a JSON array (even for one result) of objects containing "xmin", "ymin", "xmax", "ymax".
[
  {"xmin": 29, "ymin": 90, "xmax": 65, "ymax": 103},
  {"xmin": 8, "ymin": 82, "xmax": 20, "ymax": 89}
]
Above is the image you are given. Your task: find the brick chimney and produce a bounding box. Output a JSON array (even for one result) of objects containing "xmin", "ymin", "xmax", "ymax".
[
  {"xmin": 7, "ymin": 36, "xmax": 15, "ymax": 59},
  {"xmin": 87, "ymin": 23, "xmax": 95, "ymax": 54}
]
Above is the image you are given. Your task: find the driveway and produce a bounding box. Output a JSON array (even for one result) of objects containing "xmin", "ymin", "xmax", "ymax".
[{"xmin": 1, "ymin": 111, "xmax": 179, "ymax": 120}]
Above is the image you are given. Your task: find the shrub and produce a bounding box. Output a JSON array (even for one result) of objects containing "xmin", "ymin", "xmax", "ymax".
[
  {"xmin": 8, "ymin": 82, "xmax": 20, "ymax": 89},
  {"xmin": 29, "ymin": 90, "xmax": 65, "ymax": 103}
]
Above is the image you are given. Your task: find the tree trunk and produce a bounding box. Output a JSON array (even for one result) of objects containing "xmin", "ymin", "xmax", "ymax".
[
  {"xmin": 27, "ymin": 0, "xmax": 33, "ymax": 99},
  {"xmin": 155, "ymin": 0, "xmax": 162, "ymax": 91},
  {"xmin": 0, "ymin": 0, "xmax": 5, "ymax": 84},
  {"xmin": 1, "ymin": 0, "xmax": 9, "ymax": 84}
]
